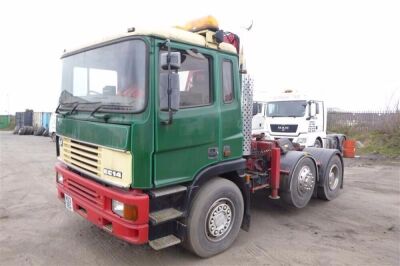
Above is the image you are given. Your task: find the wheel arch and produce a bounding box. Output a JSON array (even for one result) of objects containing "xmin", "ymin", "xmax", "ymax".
[
  {"xmin": 280, "ymin": 151, "xmax": 319, "ymax": 192},
  {"xmin": 183, "ymin": 158, "xmax": 251, "ymax": 231},
  {"xmin": 314, "ymin": 136, "xmax": 323, "ymax": 147}
]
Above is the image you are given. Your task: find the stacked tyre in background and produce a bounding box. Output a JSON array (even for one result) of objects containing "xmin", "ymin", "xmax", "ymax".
[
  {"xmin": 14, "ymin": 110, "xmax": 33, "ymax": 135},
  {"xmin": 13, "ymin": 110, "xmax": 53, "ymax": 137}
]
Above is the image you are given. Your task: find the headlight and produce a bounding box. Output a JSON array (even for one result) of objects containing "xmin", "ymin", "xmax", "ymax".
[
  {"xmin": 112, "ymin": 200, "xmax": 138, "ymax": 221},
  {"xmin": 56, "ymin": 172, "xmax": 64, "ymax": 183},
  {"xmin": 112, "ymin": 200, "xmax": 124, "ymax": 217},
  {"xmin": 297, "ymin": 138, "xmax": 307, "ymax": 144},
  {"xmin": 59, "ymin": 137, "xmax": 63, "ymax": 147}
]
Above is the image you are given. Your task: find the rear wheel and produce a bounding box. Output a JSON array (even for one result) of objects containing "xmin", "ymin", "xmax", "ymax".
[
  {"xmin": 281, "ymin": 157, "xmax": 316, "ymax": 208},
  {"xmin": 184, "ymin": 178, "xmax": 244, "ymax": 258},
  {"xmin": 318, "ymin": 155, "xmax": 343, "ymax": 200},
  {"xmin": 314, "ymin": 138, "xmax": 322, "ymax": 148}
]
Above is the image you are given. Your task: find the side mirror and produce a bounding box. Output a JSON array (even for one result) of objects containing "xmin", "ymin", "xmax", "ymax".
[
  {"xmin": 315, "ymin": 102, "xmax": 320, "ymax": 114},
  {"xmin": 160, "ymin": 40, "xmax": 181, "ymax": 125},
  {"xmin": 160, "ymin": 52, "xmax": 181, "ymax": 70},
  {"xmin": 160, "ymin": 73, "xmax": 180, "ymax": 111}
]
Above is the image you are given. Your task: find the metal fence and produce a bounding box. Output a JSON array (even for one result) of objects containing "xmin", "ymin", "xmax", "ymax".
[{"xmin": 327, "ymin": 110, "xmax": 400, "ymax": 132}]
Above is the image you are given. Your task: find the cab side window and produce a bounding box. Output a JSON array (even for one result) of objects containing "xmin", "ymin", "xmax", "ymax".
[
  {"xmin": 222, "ymin": 60, "xmax": 234, "ymax": 103},
  {"xmin": 160, "ymin": 50, "xmax": 211, "ymax": 108}
]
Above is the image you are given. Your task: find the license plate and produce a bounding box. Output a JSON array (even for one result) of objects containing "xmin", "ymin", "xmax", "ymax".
[{"xmin": 64, "ymin": 194, "xmax": 73, "ymax": 212}]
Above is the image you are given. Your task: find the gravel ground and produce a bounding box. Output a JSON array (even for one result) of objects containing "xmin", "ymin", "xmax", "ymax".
[{"xmin": 0, "ymin": 132, "xmax": 399, "ymax": 265}]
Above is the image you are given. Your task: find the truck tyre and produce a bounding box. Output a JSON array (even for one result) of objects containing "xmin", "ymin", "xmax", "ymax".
[
  {"xmin": 314, "ymin": 139, "xmax": 322, "ymax": 148},
  {"xmin": 281, "ymin": 157, "xmax": 316, "ymax": 208},
  {"xmin": 317, "ymin": 155, "xmax": 343, "ymax": 200},
  {"xmin": 51, "ymin": 132, "xmax": 56, "ymax": 142},
  {"xmin": 185, "ymin": 177, "xmax": 244, "ymax": 258}
]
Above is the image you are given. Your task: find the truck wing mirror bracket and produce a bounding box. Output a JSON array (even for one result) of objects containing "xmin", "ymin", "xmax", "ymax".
[{"xmin": 159, "ymin": 40, "xmax": 181, "ymax": 125}]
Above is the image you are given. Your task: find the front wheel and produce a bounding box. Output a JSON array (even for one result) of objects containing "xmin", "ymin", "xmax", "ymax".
[{"xmin": 184, "ymin": 178, "xmax": 244, "ymax": 258}]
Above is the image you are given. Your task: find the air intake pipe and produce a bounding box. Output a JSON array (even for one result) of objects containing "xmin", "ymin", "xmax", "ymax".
[{"xmin": 241, "ymin": 75, "xmax": 254, "ymax": 156}]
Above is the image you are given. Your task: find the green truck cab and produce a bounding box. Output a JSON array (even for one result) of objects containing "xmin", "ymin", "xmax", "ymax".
[{"xmin": 55, "ymin": 18, "xmax": 344, "ymax": 257}]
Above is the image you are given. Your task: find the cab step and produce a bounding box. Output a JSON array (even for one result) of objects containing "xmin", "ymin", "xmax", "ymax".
[
  {"xmin": 149, "ymin": 185, "xmax": 187, "ymax": 198},
  {"xmin": 149, "ymin": 234, "xmax": 181, "ymax": 250},
  {"xmin": 149, "ymin": 208, "xmax": 183, "ymax": 225}
]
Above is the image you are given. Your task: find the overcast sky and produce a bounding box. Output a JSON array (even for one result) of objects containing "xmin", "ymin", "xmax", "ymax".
[{"xmin": 0, "ymin": 0, "xmax": 399, "ymax": 114}]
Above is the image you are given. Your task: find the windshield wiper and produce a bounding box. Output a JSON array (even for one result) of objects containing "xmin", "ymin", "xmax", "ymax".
[
  {"xmin": 90, "ymin": 104, "xmax": 133, "ymax": 121},
  {"xmin": 56, "ymin": 101, "xmax": 101, "ymax": 116},
  {"xmin": 55, "ymin": 102, "xmax": 79, "ymax": 115}
]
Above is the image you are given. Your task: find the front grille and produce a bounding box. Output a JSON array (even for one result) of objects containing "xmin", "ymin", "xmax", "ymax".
[
  {"xmin": 66, "ymin": 179, "xmax": 103, "ymax": 207},
  {"xmin": 270, "ymin": 124, "xmax": 298, "ymax": 133},
  {"xmin": 60, "ymin": 136, "xmax": 133, "ymax": 188},
  {"xmin": 62, "ymin": 139, "xmax": 102, "ymax": 176}
]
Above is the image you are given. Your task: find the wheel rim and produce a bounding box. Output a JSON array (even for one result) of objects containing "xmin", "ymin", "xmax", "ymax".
[
  {"xmin": 205, "ymin": 198, "xmax": 235, "ymax": 242},
  {"xmin": 328, "ymin": 164, "xmax": 340, "ymax": 190},
  {"xmin": 297, "ymin": 165, "xmax": 315, "ymax": 194}
]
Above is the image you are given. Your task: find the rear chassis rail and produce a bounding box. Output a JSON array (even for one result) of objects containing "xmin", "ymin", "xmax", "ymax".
[{"xmin": 245, "ymin": 137, "xmax": 343, "ymax": 200}]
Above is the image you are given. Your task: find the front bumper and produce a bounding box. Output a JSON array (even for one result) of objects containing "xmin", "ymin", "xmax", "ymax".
[{"xmin": 55, "ymin": 163, "xmax": 149, "ymax": 244}]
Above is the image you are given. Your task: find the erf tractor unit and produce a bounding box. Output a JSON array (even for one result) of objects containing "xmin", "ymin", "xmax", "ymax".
[
  {"xmin": 252, "ymin": 91, "xmax": 345, "ymax": 150},
  {"xmin": 55, "ymin": 17, "xmax": 344, "ymax": 257}
]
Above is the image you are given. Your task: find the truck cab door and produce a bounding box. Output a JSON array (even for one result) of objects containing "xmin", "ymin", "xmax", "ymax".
[
  {"xmin": 315, "ymin": 101, "xmax": 324, "ymax": 133},
  {"xmin": 219, "ymin": 57, "xmax": 242, "ymax": 160},
  {"xmin": 154, "ymin": 45, "xmax": 219, "ymax": 187}
]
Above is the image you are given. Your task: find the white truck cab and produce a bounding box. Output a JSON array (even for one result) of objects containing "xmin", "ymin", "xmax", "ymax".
[{"xmin": 252, "ymin": 90, "xmax": 327, "ymax": 148}]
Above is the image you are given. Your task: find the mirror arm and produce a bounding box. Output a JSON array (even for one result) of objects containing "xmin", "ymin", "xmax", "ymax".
[{"xmin": 161, "ymin": 39, "xmax": 174, "ymax": 125}]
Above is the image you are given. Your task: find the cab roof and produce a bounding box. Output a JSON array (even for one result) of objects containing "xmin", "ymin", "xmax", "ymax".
[{"xmin": 63, "ymin": 27, "xmax": 237, "ymax": 56}]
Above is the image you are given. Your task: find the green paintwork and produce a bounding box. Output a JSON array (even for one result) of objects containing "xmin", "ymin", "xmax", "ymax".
[
  {"xmin": 57, "ymin": 35, "xmax": 243, "ymax": 189},
  {"xmin": 57, "ymin": 117, "xmax": 131, "ymax": 150},
  {"xmin": 153, "ymin": 40, "xmax": 242, "ymax": 187}
]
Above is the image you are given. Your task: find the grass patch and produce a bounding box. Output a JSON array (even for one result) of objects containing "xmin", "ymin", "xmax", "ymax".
[{"xmin": 330, "ymin": 125, "xmax": 400, "ymax": 158}]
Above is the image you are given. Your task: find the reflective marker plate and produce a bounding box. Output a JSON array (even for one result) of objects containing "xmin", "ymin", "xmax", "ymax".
[{"xmin": 64, "ymin": 194, "xmax": 73, "ymax": 212}]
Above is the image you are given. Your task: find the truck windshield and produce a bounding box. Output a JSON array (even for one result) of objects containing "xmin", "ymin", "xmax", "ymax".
[
  {"xmin": 267, "ymin": 100, "xmax": 307, "ymax": 117},
  {"xmin": 59, "ymin": 39, "xmax": 147, "ymax": 113}
]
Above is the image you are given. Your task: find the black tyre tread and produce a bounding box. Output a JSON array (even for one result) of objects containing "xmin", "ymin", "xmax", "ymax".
[
  {"xmin": 184, "ymin": 177, "xmax": 244, "ymax": 258},
  {"xmin": 318, "ymin": 155, "xmax": 343, "ymax": 201}
]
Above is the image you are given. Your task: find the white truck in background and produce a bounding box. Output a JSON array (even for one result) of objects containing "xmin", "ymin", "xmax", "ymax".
[{"xmin": 252, "ymin": 90, "xmax": 340, "ymax": 149}]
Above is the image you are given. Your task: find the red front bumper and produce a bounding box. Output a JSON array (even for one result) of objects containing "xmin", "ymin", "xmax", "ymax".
[{"xmin": 55, "ymin": 163, "xmax": 149, "ymax": 244}]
